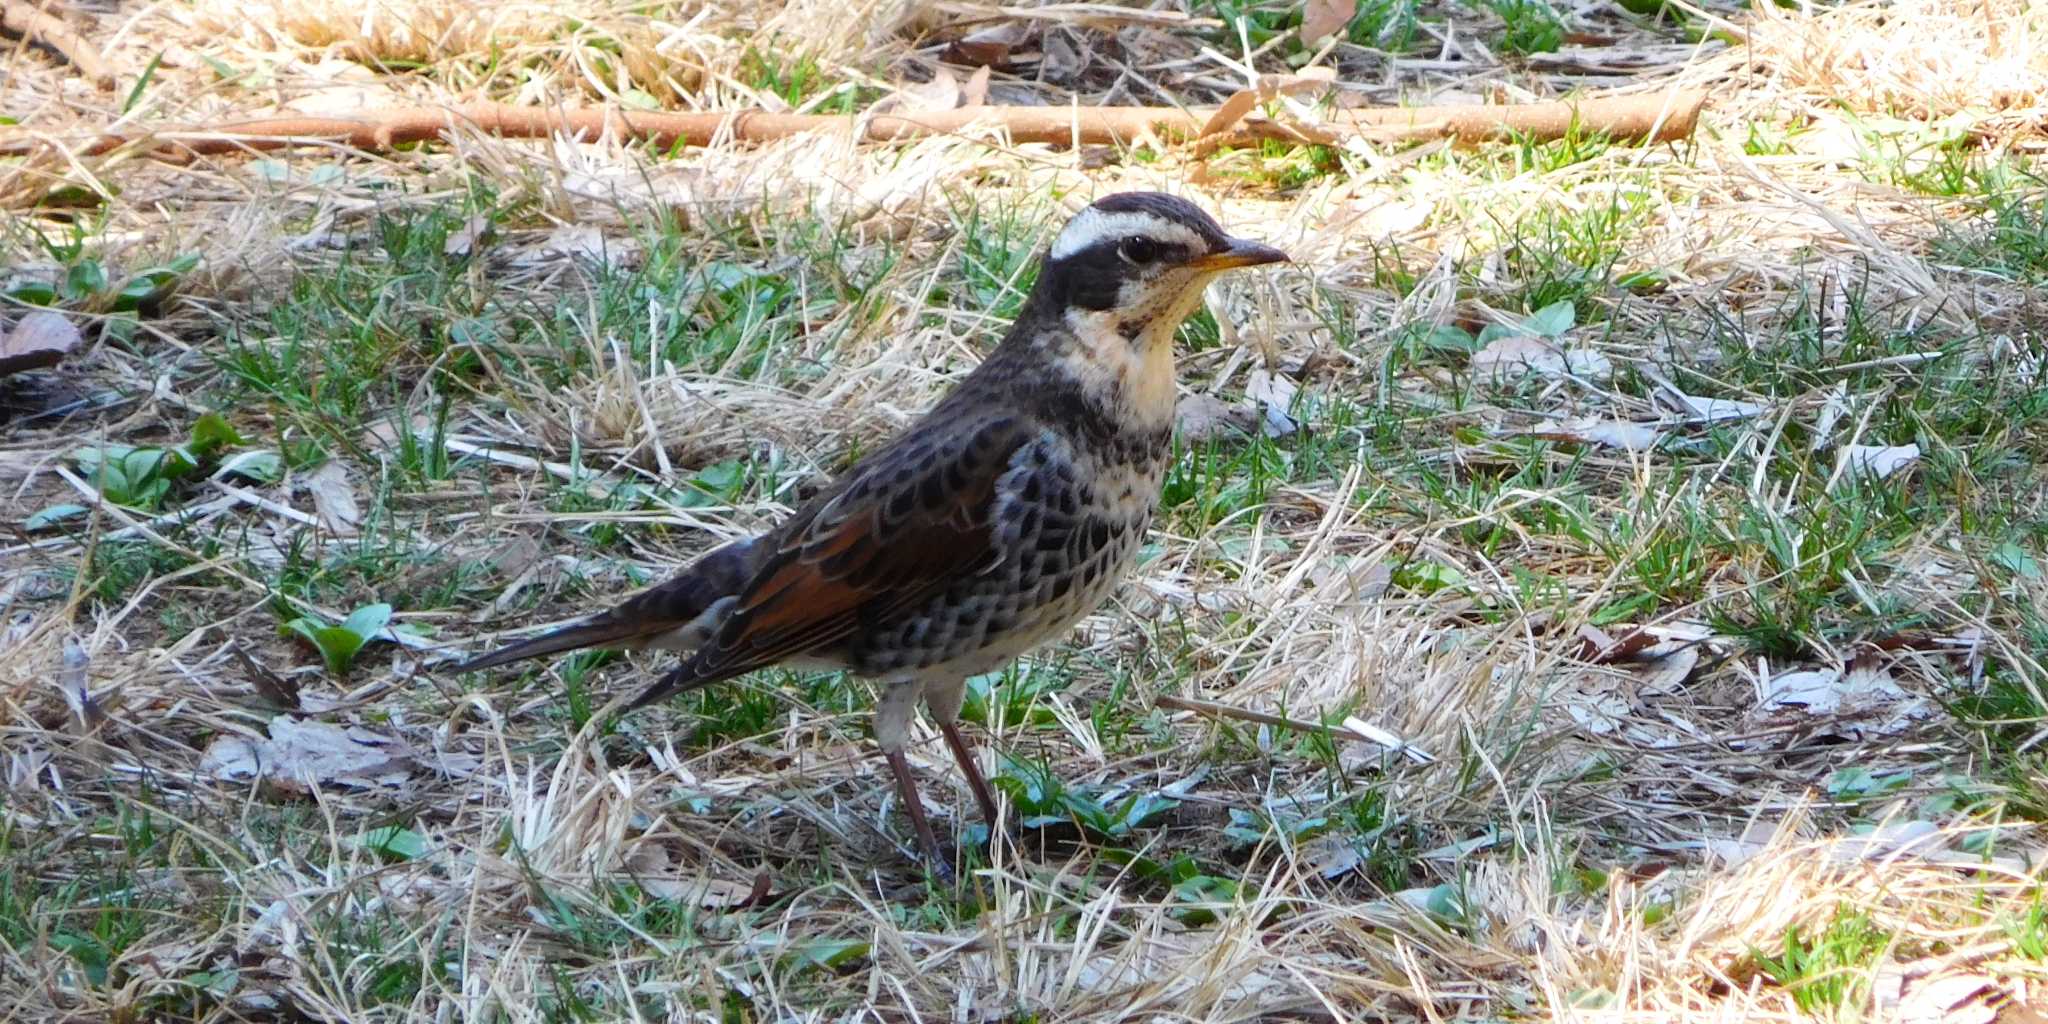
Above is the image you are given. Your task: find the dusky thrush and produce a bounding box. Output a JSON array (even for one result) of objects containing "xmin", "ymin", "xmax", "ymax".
[{"xmin": 452, "ymin": 192, "xmax": 1288, "ymax": 872}]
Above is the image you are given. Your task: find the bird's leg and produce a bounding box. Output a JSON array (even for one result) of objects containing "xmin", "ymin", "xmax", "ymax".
[
  {"xmin": 885, "ymin": 749, "xmax": 950, "ymax": 880},
  {"xmin": 939, "ymin": 721, "xmax": 1001, "ymax": 833},
  {"xmin": 877, "ymin": 680, "xmax": 951, "ymax": 879},
  {"xmin": 923, "ymin": 676, "xmax": 1001, "ymax": 835}
]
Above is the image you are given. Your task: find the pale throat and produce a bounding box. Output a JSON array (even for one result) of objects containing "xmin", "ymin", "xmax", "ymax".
[{"xmin": 1057, "ymin": 275, "xmax": 1216, "ymax": 432}]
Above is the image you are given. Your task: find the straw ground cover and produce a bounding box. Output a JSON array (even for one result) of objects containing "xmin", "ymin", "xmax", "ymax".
[{"xmin": 3, "ymin": 0, "xmax": 2047, "ymax": 1019}]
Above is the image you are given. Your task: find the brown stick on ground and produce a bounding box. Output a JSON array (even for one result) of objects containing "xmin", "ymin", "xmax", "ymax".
[
  {"xmin": 0, "ymin": 90, "xmax": 1706, "ymax": 161},
  {"xmin": 1, "ymin": 0, "xmax": 114, "ymax": 91}
]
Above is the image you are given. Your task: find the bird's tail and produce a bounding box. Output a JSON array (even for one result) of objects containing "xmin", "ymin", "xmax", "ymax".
[
  {"xmin": 447, "ymin": 537, "xmax": 762, "ymax": 675},
  {"xmin": 445, "ymin": 616, "xmax": 656, "ymax": 673}
]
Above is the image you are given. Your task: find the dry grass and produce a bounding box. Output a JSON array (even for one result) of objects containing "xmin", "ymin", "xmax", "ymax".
[{"xmin": 4, "ymin": 0, "xmax": 2048, "ymax": 1020}]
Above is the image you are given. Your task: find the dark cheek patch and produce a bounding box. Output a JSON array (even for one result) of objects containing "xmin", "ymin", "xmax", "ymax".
[{"xmin": 1116, "ymin": 290, "xmax": 1169, "ymax": 343}]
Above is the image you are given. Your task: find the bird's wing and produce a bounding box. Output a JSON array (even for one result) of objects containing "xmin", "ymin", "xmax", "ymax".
[{"xmin": 629, "ymin": 412, "xmax": 1040, "ymax": 706}]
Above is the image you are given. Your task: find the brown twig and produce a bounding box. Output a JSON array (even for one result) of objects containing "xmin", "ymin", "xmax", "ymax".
[
  {"xmin": 1, "ymin": 0, "xmax": 114, "ymax": 91},
  {"xmin": 0, "ymin": 90, "xmax": 1707, "ymax": 161},
  {"xmin": 1155, "ymin": 693, "xmax": 1332, "ymax": 736},
  {"xmin": 1153, "ymin": 694, "xmax": 1435, "ymax": 763}
]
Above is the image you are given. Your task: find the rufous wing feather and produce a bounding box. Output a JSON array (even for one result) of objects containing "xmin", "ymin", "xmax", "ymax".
[{"xmin": 627, "ymin": 414, "xmax": 1034, "ymax": 708}]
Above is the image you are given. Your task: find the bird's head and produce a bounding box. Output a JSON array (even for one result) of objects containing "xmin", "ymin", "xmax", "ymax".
[
  {"xmin": 1011, "ymin": 192, "xmax": 1287, "ymax": 431},
  {"xmin": 1027, "ymin": 192, "xmax": 1289, "ymax": 348}
]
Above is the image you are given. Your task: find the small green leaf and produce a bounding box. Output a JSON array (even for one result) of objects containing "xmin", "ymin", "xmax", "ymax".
[
  {"xmin": 101, "ymin": 314, "xmax": 139, "ymax": 343},
  {"xmin": 789, "ymin": 939, "xmax": 869, "ymax": 972},
  {"xmin": 1418, "ymin": 324, "xmax": 1479, "ymax": 353},
  {"xmin": 448, "ymin": 316, "xmax": 497, "ymax": 347},
  {"xmin": 42, "ymin": 184, "xmax": 110, "ymax": 209},
  {"xmin": 1826, "ymin": 766, "xmax": 1913, "ymax": 799},
  {"xmin": 690, "ymin": 460, "xmax": 747, "ymax": 497},
  {"xmin": 1223, "ymin": 807, "xmax": 1269, "ymax": 845},
  {"xmin": 1993, "ymin": 542, "xmax": 2043, "ymax": 578},
  {"xmin": 341, "ymin": 603, "xmax": 393, "ymax": 641},
  {"xmin": 1523, "ymin": 300, "xmax": 1576, "ymax": 337},
  {"xmin": 5, "ymin": 282, "xmax": 58, "ymax": 306},
  {"xmin": 1058, "ymin": 790, "xmax": 1118, "ymax": 834},
  {"xmin": 112, "ymin": 255, "xmax": 195, "ymax": 310},
  {"xmin": 1173, "ymin": 874, "xmax": 1239, "ymax": 902},
  {"xmin": 1420, "ymin": 883, "xmax": 1465, "ymax": 919},
  {"xmin": 180, "ymin": 967, "xmax": 238, "ymax": 997},
  {"xmin": 51, "ymin": 931, "xmax": 110, "ymax": 986},
  {"xmin": 283, "ymin": 621, "xmax": 358, "ymax": 674},
  {"xmin": 62, "ymin": 260, "xmax": 107, "ymax": 301},
  {"xmin": 200, "ymin": 54, "xmax": 240, "ymax": 80},
  {"xmin": 92, "ymin": 462, "xmax": 133, "ymax": 503},
  {"xmin": 359, "ymin": 825, "xmax": 427, "ymax": 860},
  {"xmin": 26, "ymin": 504, "xmax": 89, "ymax": 530},
  {"xmin": 187, "ymin": 412, "xmax": 244, "ymax": 455},
  {"xmin": 217, "ymin": 450, "xmax": 284, "ymax": 483},
  {"xmin": 115, "ymin": 278, "xmax": 162, "ymax": 311},
  {"xmin": 1474, "ymin": 322, "xmax": 1519, "ymax": 347},
  {"xmin": 1170, "ymin": 874, "xmax": 1242, "ymax": 925},
  {"xmin": 1113, "ymin": 792, "xmax": 1180, "ymax": 832},
  {"xmin": 123, "ymin": 51, "xmax": 166, "ymax": 114},
  {"xmin": 119, "ymin": 446, "xmax": 171, "ymax": 482},
  {"xmin": 1615, "ymin": 269, "xmax": 1668, "ymax": 291},
  {"xmin": 1394, "ymin": 560, "xmax": 1465, "ymax": 594}
]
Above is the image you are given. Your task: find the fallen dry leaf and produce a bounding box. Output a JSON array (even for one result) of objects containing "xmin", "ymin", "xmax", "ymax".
[
  {"xmin": 1244, "ymin": 368, "xmax": 1299, "ymax": 438},
  {"xmin": 301, "ymin": 461, "xmax": 361, "ymax": 536},
  {"xmin": 1760, "ymin": 661, "xmax": 1907, "ymax": 715},
  {"xmin": 876, "ymin": 68, "xmax": 962, "ymax": 114},
  {"xmin": 0, "ymin": 310, "xmax": 82, "ymax": 377},
  {"xmin": 1653, "ymin": 387, "xmax": 1768, "ymax": 424},
  {"xmin": 1563, "ymin": 672, "xmax": 1632, "ymax": 734},
  {"xmin": 200, "ymin": 716, "xmax": 414, "ymax": 793},
  {"xmin": 1040, "ymin": 29, "xmax": 1082, "ymax": 80},
  {"xmin": 960, "ymin": 65, "xmax": 991, "ymax": 107},
  {"xmin": 1838, "ymin": 443, "xmax": 1920, "ymax": 481},
  {"xmin": 1884, "ymin": 972, "xmax": 2000, "ymax": 1024},
  {"xmin": 1526, "ymin": 417, "xmax": 1664, "ymax": 451},
  {"xmin": 58, "ymin": 635, "xmax": 102, "ymax": 730},
  {"xmin": 1198, "ymin": 88, "xmax": 1262, "ymax": 141},
  {"xmin": 487, "ymin": 533, "xmax": 543, "ymax": 578},
  {"xmin": 443, "ymin": 214, "xmax": 494, "ymax": 260},
  {"xmin": 537, "ymin": 223, "xmax": 635, "ymax": 267},
  {"xmin": 280, "ymin": 58, "xmax": 396, "ymax": 115},
  {"xmin": 1632, "ymin": 644, "xmax": 1700, "ymax": 696},
  {"xmin": 1810, "ymin": 382, "xmax": 1848, "ymax": 452},
  {"xmin": 1300, "ymin": 833, "xmax": 1363, "ymax": 879},
  {"xmin": 1175, "ymin": 393, "xmax": 1257, "ymax": 443},
  {"xmin": 1347, "ymin": 195, "xmax": 1431, "ymax": 238},
  {"xmin": 1470, "ymin": 335, "xmax": 1612, "ymax": 382},
  {"xmin": 1198, "ymin": 69, "xmax": 1338, "ymax": 141},
  {"xmin": 943, "ymin": 21, "xmax": 1030, "ymax": 67},
  {"xmin": 622, "ymin": 842, "xmax": 768, "ymax": 906},
  {"xmin": 1301, "ymin": 0, "xmax": 1357, "ymax": 44}
]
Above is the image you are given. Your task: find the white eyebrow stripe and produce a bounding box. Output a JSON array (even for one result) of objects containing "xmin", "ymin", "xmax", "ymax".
[{"xmin": 1048, "ymin": 209, "xmax": 1205, "ymax": 261}]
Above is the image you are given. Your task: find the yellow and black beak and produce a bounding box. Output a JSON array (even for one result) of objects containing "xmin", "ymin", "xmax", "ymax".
[{"xmin": 1186, "ymin": 238, "xmax": 1290, "ymax": 272}]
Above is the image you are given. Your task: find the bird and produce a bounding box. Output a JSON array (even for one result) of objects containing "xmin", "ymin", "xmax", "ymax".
[{"xmin": 451, "ymin": 192, "xmax": 1287, "ymax": 874}]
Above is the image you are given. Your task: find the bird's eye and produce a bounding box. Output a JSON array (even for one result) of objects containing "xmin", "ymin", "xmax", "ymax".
[{"xmin": 1117, "ymin": 236, "xmax": 1161, "ymax": 265}]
